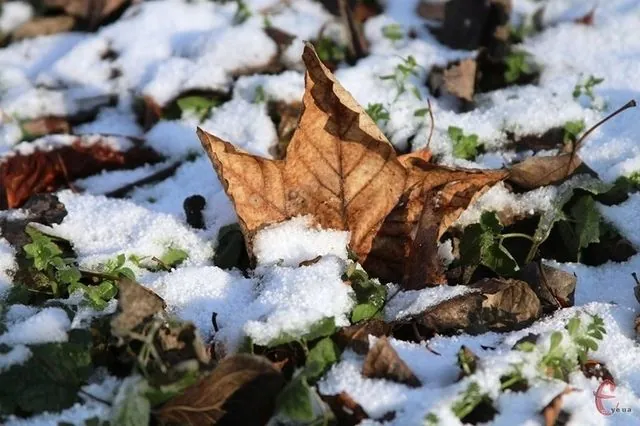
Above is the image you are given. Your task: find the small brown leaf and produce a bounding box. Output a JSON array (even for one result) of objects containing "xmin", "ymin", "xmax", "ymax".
[
  {"xmin": 442, "ymin": 59, "xmax": 477, "ymax": 102},
  {"xmin": 334, "ymin": 319, "xmax": 392, "ymax": 354},
  {"xmin": 575, "ymin": 8, "xmax": 595, "ymax": 26},
  {"xmin": 322, "ymin": 392, "xmax": 369, "ymax": 426},
  {"xmin": 156, "ymin": 354, "xmax": 284, "ymax": 426},
  {"xmin": 416, "ymin": 1, "xmax": 446, "ymax": 21},
  {"xmin": 541, "ymin": 387, "xmax": 576, "ymax": 426},
  {"xmin": 518, "ymin": 262, "xmax": 576, "ymax": 314},
  {"xmin": 508, "ymin": 153, "xmax": 582, "ymax": 190},
  {"xmin": 416, "ymin": 278, "xmax": 541, "ymax": 334},
  {"xmin": 111, "ymin": 278, "xmax": 166, "ymax": 337},
  {"xmin": 20, "ymin": 117, "xmax": 70, "ymax": 140},
  {"xmin": 581, "ymin": 360, "xmax": 614, "ymax": 382},
  {"xmin": 362, "ymin": 337, "xmax": 421, "ymax": 387}
]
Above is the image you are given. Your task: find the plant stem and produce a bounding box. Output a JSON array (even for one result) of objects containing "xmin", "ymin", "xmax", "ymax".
[{"xmin": 499, "ymin": 233, "xmax": 535, "ymax": 242}]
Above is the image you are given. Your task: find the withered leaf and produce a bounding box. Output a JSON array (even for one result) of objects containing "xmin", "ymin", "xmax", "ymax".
[
  {"xmin": 362, "ymin": 337, "xmax": 421, "ymax": 387},
  {"xmin": 508, "ymin": 153, "xmax": 582, "ymax": 190},
  {"xmin": 364, "ymin": 159, "xmax": 507, "ymax": 286},
  {"xmin": 44, "ymin": 0, "xmax": 130, "ymax": 29},
  {"xmin": 322, "ymin": 392, "xmax": 369, "ymax": 426},
  {"xmin": 334, "ymin": 319, "xmax": 392, "ymax": 355},
  {"xmin": 198, "ymin": 43, "xmax": 406, "ymax": 262},
  {"xmin": 0, "ymin": 138, "xmax": 162, "ymax": 209},
  {"xmin": 20, "ymin": 117, "xmax": 70, "ymax": 141},
  {"xmin": 541, "ymin": 387, "xmax": 576, "ymax": 426},
  {"xmin": 518, "ymin": 262, "xmax": 576, "ymax": 314},
  {"xmin": 111, "ymin": 278, "xmax": 166, "ymax": 337},
  {"xmin": 581, "ymin": 359, "xmax": 614, "ymax": 382},
  {"xmin": 156, "ymin": 354, "xmax": 284, "ymax": 426},
  {"xmin": 428, "ymin": 59, "xmax": 477, "ymax": 102},
  {"xmin": 416, "ymin": 278, "xmax": 540, "ymax": 334}
]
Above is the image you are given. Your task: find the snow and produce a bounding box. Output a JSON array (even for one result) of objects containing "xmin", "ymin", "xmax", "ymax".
[
  {"xmin": 0, "ymin": 307, "xmax": 71, "ymax": 346},
  {"xmin": 2, "ymin": 0, "xmax": 640, "ymax": 424},
  {"xmin": 254, "ymin": 216, "xmax": 350, "ymax": 267}
]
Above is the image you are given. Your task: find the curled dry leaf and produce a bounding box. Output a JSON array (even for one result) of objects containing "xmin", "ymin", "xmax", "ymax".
[
  {"xmin": 198, "ymin": 43, "xmax": 406, "ymax": 263},
  {"xmin": 334, "ymin": 319, "xmax": 392, "ymax": 355},
  {"xmin": 111, "ymin": 278, "xmax": 166, "ymax": 338},
  {"xmin": 44, "ymin": 0, "xmax": 130, "ymax": 29},
  {"xmin": 416, "ymin": 278, "xmax": 540, "ymax": 334},
  {"xmin": 362, "ymin": 337, "xmax": 421, "ymax": 387},
  {"xmin": 541, "ymin": 387, "xmax": 576, "ymax": 426},
  {"xmin": 156, "ymin": 354, "xmax": 284, "ymax": 426},
  {"xmin": 0, "ymin": 138, "xmax": 162, "ymax": 209}
]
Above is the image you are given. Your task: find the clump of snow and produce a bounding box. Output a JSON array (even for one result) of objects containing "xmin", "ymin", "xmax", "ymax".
[
  {"xmin": 384, "ymin": 284, "xmax": 478, "ymax": 321},
  {"xmin": 245, "ymin": 256, "xmax": 354, "ymax": 346},
  {"xmin": 0, "ymin": 345, "xmax": 31, "ymax": 373},
  {"xmin": 599, "ymin": 193, "xmax": 640, "ymax": 247},
  {"xmin": 144, "ymin": 119, "xmax": 201, "ymax": 159},
  {"xmin": 74, "ymin": 108, "xmax": 143, "ymax": 137},
  {"xmin": 0, "ymin": 308, "xmax": 70, "ymax": 346},
  {"xmin": 47, "ymin": 191, "xmax": 214, "ymax": 269},
  {"xmin": 254, "ymin": 216, "xmax": 350, "ymax": 267},
  {"xmin": 0, "ymin": 238, "xmax": 16, "ymax": 296},
  {"xmin": 74, "ymin": 161, "xmax": 175, "ymax": 195},
  {"xmin": 2, "ymin": 134, "xmax": 133, "ymax": 158},
  {"xmin": 234, "ymin": 70, "xmax": 305, "ymax": 104},
  {"xmin": 0, "ymin": 2, "xmax": 32, "ymax": 34},
  {"xmin": 146, "ymin": 266, "xmax": 255, "ymax": 348}
]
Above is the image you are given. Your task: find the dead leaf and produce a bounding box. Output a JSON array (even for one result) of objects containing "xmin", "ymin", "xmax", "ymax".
[
  {"xmin": 334, "ymin": 319, "xmax": 392, "ymax": 354},
  {"xmin": 508, "ymin": 153, "xmax": 583, "ymax": 190},
  {"xmin": 322, "ymin": 392, "xmax": 369, "ymax": 426},
  {"xmin": 198, "ymin": 43, "xmax": 406, "ymax": 263},
  {"xmin": 362, "ymin": 337, "xmax": 421, "ymax": 387},
  {"xmin": 267, "ymin": 101, "xmax": 302, "ymax": 159},
  {"xmin": 20, "ymin": 117, "xmax": 71, "ymax": 140},
  {"xmin": 518, "ymin": 262, "xmax": 576, "ymax": 314},
  {"xmin": 155, "ymin": 322, "xmax": 211, "ymax": 367},
  {"xmin": 416, "ymin": 1, "xmax": 446, "ymax": 21},
  {"xmin": 541, "ymin": 387, "xmax": 576, "ymax": 426},
  {"xmin": 416, "ymin": 278, "xmax": 541, "ymax": 334},
  {"xmin": 12, "ymin": 16, "xmax": 76, "ymax": 40},
  {"xmin": 111, "ymin": 278, "xmax": 166, "ymax": 337},
  {"xmin": 429, "ymin": 59, "xmax": 477, "ymax": 102},
  {"xmin": 575, "ymin": 8, "xmax": 595, "ymax": 26},
  {"xmin": 156, "ymin": 354, "xmax": 284, "ymax": 426},
  {"xmin": 581, "ymin": 360, "xmax": 614, "ymax": 382},
  {"xmin": 364, "ymin": 159, "xmax": 507, "ymax": 286},
  {"xmin": 0, "ymin": 138, "xmax": 162, "ymax": 209},
  {"xmin": 44, "ymin": 0, "xmax": 130, "ymax": 30}
]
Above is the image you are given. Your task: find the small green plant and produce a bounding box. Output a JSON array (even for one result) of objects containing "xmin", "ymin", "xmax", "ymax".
[
  {"xmin": 516, "ymin": 314, "xmax": 606, "ymax": 379},
  {"xmin": 563, "ymin": 120, "xmax": 585, "ymax": 144},
  {"xmin": 365, "ymin": 103, "xmax": 390, "ymax": 124},
  {"xmin": 379, "ymin": 55, "xmax": 422, "ymax": 100},
  {"xmin": 22, "ymin": 228, "xmax": 134, "ymax": 310},
  {"xmin": 315, "ymin": 37, "xmax": 346, "ymax": 64},
  {"xmin": 504, "ymin": 51, "xmax": 533, "ymax": 84},
  {"xmin": 447, "ymin": 126, "xmax": 480, "ymax": 160},
  {"xmin": 414, "ymin": 107, "xmax": 430, "ymax": 117},
  {"xmin": 450, "ymin": 382, "xmax": 492, "ymax": 420},
  {"xmin": 425, "ymin": 413, "xmax": 440, "ymax": 425},
  {"xmin": 254, "ymin": 85, "xmax": 267, "ymax": 104},
  {"xmin": 343, "ymin": 263, "xmax": 387, "ymax": 323},
  {"xmin": 129, "ymin": 247, "xmax": 189, "ymax": 272},
  {"xmin": 233, "ymin": 0, "xmax": 251, "ymax": 24},
  {"xmin": 176, "ymin": 96, "xmax": 221, "ymax": 122},
  {"xmin": 573, "ymin": 75, "xmax": 604, "ymax": 102},
  {"xmin": 382, "ymin": 24, "xmax": 403, "ymax": 42}
]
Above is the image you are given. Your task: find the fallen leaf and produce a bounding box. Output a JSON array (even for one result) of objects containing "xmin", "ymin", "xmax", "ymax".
[
  {"xmin": 518, "ymin": 262, "xmax": 575, "ymax": 313},
  {"xmin": 0, "ymin": 137, "xmax": 162, "ymax": 209},
  {"xmin": 322, "ymin": 392, "xmax": 369, "ymax": 426},
  {"xmin": 416, "ymin": 1, "xmax": 446, "ymax": 21},
  {"xmin": 334, "ymin": 319, "xmax": 392, "ymax": 354},
  {"xmin": 44, "ymin": 0, "xmax": 130, "ymax": 30},
  {"xmin": 198, "ymin": 43, "xmax": 406, "ymax": 263},
  {"xmin": 428, "ymin": 59, "xmax": 477, "ymax": 102},
  {"xmin": 156, "ymin": 354, "xmax": 284, "ymax": 426},
  {"xmin": 364, "ymin": 159, "xmax": 507, "ymax": 286},
  {"xmin": 580, "ymin": 360, "xmax": 614, "ymax": 382},
  {"xmin": 111, "ymin": 278, "xmax": 166, "ymax": 338},
  {"xmin": 20, "ymin": 117, "xmax": 71, "ymax": 141},
  {"xmin": 574, "ymin": 8, "xmax": 595, "ymax": 25},
  {"xmin": 541, "ymin": 387, "xmax": 576, "ymax": 426},
  {"xmin": 12, "ymin": 16, "xmax": 76, "ymax": 40},
  {"xmin": 416, "ymin": 278, "xmax": 540, "ymax": 334},
  {"xmin": 362, "ymin": 337, "xmax": 421, "ymax": 387}
]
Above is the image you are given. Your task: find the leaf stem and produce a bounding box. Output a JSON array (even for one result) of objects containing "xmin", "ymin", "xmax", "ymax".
[{"xmin": 499, "ymin": 233, "xmax": 535, "ymax": 242}]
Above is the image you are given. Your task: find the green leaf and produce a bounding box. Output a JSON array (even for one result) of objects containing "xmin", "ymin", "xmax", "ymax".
[
  {"xmin": 460, "ymin": 212, "xmax": 519, "ymax": 275},
  {"xmin": 160, "ymin": 247, "xmax": 188, "ymax": 269},
  {"xmin": 275, "ymin": 375, "xmax": 314, "ymax": 422},
  {"xmin": 549, "ymin": 331, "xmax": 563, "ymax": 351},
  {"xmin": 483, "ymin": 243, "xmax": 520, "ymax": 276},
  {"xmin": 565, "ymin": 316, "xmax": 581, "ymax": 337},
  {"xmin": 571, "ymin": 195, "xmax": 601, "ymax": 250},
  {"xmin": 448, "ymin": 126, "xmax": 480, "ymax": 160},
  {"xmin": 0, "ymin": 330, "xmax": 93, "ymax": 415},
  {"xmin": 351, "ymin": 303, "xmax": 381, "ymax": 323},
  {"xmin": 305, "ymin": 338, "xmax": 340, "ymax": 381},
  {"xmin": 516, "ymin": 341, "xmax": 536, "ymax": 352},
  {"xmin": 563, "ymin": 120, "xmax": 585, "ymax": 144},
  {"xmin": 382, "ymin": 24, "xmax": 403, "ymax": 42},
  {"xmin": 145, "ymin": 370, "xmax": 200, "ymax": 406},
  {"xmin": 365, "ymin": 103, "xmax": 390, "ymax": 123},
  {"xmin": 414, "ymin": 108, "xmax": 430, "ymax": 117},
  {"xmin": 176, "ymin": 96, "xmax": 219, "ymax": 121},
  {"xmin": 267, "ymin": 317, "xmax": 337, "ymax": 347},
  {"xmin": 111, "ymin": 376, "xmax": 151, "ymax": 426}
]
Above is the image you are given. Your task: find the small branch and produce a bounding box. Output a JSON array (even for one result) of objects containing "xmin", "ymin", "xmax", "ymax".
[
  {"xmin": 499, "ymin": 233, "xmax": 535, "ymax": 242},
  {"xmin": 105, "ymin": 161, "xmax": 182, "ymax": 198},
  {"xmin": 426, "ymin": 98, "xmax": 434, "ymax": 148},
  {"xmin": 79, "ymin": 389, "xmax": 112, "ymax": 406}
]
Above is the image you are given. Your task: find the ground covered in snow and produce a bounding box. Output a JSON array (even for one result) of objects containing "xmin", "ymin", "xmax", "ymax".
[{"xmin": 1, "ymin": 0, "xmax": 640, "ymax": 425}]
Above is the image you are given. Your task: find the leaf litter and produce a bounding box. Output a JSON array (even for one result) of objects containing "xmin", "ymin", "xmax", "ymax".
[{"xmin": 1, "ymin": 0, "xmax": 640, "ymax": 425}]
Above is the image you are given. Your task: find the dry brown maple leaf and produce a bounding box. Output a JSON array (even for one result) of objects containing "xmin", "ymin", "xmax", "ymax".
[
  {"xmin": 198, "ymin": 43, "xmax": 406, "ymax": 261},
  {"xmin": 156, "ymin": 354, "xmax": 284, "ymax": 426},
  {"xmin": 362, "ymin": 336, "xmax": 421, "ymax": 387}
]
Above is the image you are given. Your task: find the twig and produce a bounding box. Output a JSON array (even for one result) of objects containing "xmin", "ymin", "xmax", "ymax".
[
  {"xmin": 79, "ymin": 389, "xmax": 112, "ymax": 407},
  {"xmin": 105, "ymin": 161, "xmax": 181, "ymax": 198},
  {"xmin": 426, "ymin": 98, "xmax": 434, "ymax": 148}
]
